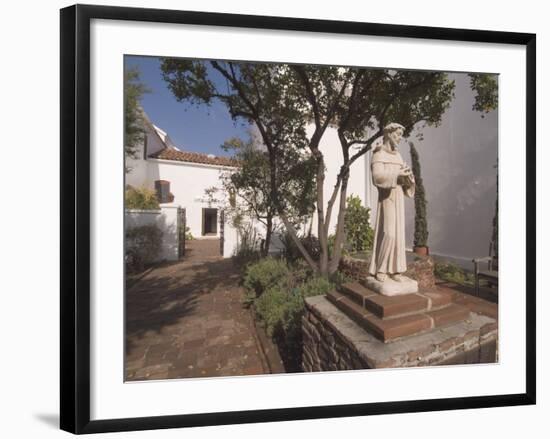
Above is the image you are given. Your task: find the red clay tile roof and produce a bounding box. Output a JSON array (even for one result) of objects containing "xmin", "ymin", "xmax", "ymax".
[{"xmin": 150, "ymin": 148, "xmax": 238, "ymax": 167}]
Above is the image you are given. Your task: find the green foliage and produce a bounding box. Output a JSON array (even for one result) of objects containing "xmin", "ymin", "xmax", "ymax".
[
  {"xmin": 434, "ymin": 261, "xmax": 474, "ymax": 287},
  {"xmin": 468, "ymin": 73, "xmax": 498, "ymax": 115},
  {"xmin": 281, "ymin": 231, "xmax": 321, "ymax": 264},
  {"xmin": 221, "ymin": 136, "xmax": 316, "ymax": 256},
  {"xmin": 244, "ymin": 256, "xmax": 334, "ymax": 370},
  {"xmin": 254, "ymin": 276, "xmax": 332, "ymax": 340},
  {"xmin": 242, "ymin": 257, "xmax": 290, "ymax": 299},
  {"xmin": 409, "ymin": 142, "xmax": 429, "ymax": 247},
  {"xmin": 491, "ymin": 162, "xmax": 498, "ymax": 263},
  {"xmin": 185, "ymin": 226, "xmax": 193, "ymax": 241},
  {"xmin": 125, "ymin": 224, "xmax": 162, "ymax": 273},
  {"xmin": 328, "ymin": 269, "xmax": 351, "ymax": 288},
  {"xmin": 344, "ymin": 195, "xmax": 374, "ymax": 253},
  {"xmin": 124, "ymin": 67, "xmax": 150, "ymax": 167},
  {"xmin": 125, "ymin": 186, "xmax": 160, "ymax": 210},
  {"xmin": 294, "ymin": 276, "xmax": 333, "ymax": 298}
]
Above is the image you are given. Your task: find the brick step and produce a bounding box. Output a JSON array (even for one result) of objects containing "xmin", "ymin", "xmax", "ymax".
[
  {"xmin": 338, "ymin": 281, "xmax": 377, "ymax": 307},
  {"xmin": 327, "ymin": 290, "xmax": 470, "ymax": 343},
  {"xmin": 337, "ymin": 282, "xmax": 453, "ymax": 319}
]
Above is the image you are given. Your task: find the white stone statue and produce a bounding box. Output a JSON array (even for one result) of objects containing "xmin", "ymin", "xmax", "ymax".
[{"xmin": 366, "ymin": 123, "xmax": 418, "ymax": 296}]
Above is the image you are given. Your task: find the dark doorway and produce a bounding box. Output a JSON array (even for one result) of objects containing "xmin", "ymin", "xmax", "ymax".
[{"xmin": 202, "ymin": 208, "xmax": 218, "ymax": 236}]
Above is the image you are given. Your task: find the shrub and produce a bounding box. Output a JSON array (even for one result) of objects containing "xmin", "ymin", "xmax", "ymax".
[
  {"xmin": 185, "ymin": 226, "xmax": 194, "ymax": 241},
  {"xmin": 233, "ymin": 247, "xmax": 261, "ymax": 270},
  {"xmin": 281, "ymin": 230, "xmax": 321, "ymax": 264},
  {"xmin": 344, "ymin": 195, "xmax": 374, "ymax": 253},
  {"xmin": 253, "ymin": 274, "xmax": 333, "ymax": 372},
  {"xmin": 410, "ymin": 142, "xmax": 429, "ymax": 247},
  {"xmin": 233, "ymin": 223, "xmax": 262, "ymax": 270},
  {"xmin": 255, "ymin": 277, "xmax": 330, "ymax": 336},
  {"xmin": 125, "ymin": 186, "xmax": 160, "ymax": 210},
  {"xmin": 294, "ymin": 276, "xmax": 333, "ymax": 298},
  {"xmin": 434, "ymin": 261, "xmax": 474, "ymax": 287},
  {"xmin": 243, "ymin": 257, "xmax": 290, "ymax": 299},
  {"xmin": 125, "ymin": 224, "xmax": 162, "ymax": 273},
  {"xmin": 254, "ymin": 286, "xmax": 289, "ymax": 337}
]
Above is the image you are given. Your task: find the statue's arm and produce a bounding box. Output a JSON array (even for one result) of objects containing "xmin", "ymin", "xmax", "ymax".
[{"xmin": 372, "ymin": 162, "xmax": 398, "ymax": 189}]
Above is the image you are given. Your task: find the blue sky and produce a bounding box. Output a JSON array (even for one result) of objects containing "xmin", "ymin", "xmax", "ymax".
[{"xmin": 124, "ymin": 56, "xmax": 250, "ymax": 157}]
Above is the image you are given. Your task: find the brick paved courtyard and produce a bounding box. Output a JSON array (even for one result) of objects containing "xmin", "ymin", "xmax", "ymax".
[{"xmin": 125, "ymin": 239, "xmax": 272, "ymax": 381}]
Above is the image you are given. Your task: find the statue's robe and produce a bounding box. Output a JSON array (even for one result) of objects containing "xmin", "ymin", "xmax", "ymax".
[{"xmin": 368, "ymin": 147, "xmax": 415, "ymax": 276}]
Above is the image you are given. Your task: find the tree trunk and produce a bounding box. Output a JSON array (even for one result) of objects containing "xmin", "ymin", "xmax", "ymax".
[
  {"xmin": 279, "ymin": 213, "xmax": 319, "ymax": 273},
  {"xmin": 328, "ymin": 170, "xmax": 350, "ymax": 274},
  {"xmin": 315, "ymin": 151, "xmax": 329, "ymax": 278},
  {"xmin": 263, "ymin": 215, "xmax": 273, "ymax": 258}
]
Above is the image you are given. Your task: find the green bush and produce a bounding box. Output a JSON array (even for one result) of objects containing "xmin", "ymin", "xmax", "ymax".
[
  {"xmin": 125, "ymin": 224, "xmax": 163, "ymax": 272},
  {"xmin": 294, "ymin": 276, "xmax": 333, "ymax": 298},
  {"xmin": 254, "ymin": 275, "xmax": 333, "ymax": 349},
  {"xmin": 344, "ymin": 195, "xmax": 374, "ymax": 253},
  {"xmin": 125, "ymin": 186, "xmax": 160, "ymax": 210},
  {"xmin": 244, "ymin": 257, "xmax": 335, "ymax": 370},
  {"xmin": 233, "ymin": 246, "xmax": 261, "ymax": 270},
  {"xmin": 434, "ymin": 261, "xmax": 474, "ymax": 287},
  {"xmin": 281, "ymin": 230, "xmax": 321, "ymax": 264},
  {"xmin": 243, "ymin": 257, "xmax": 290, "ymax": 298},
  {"xmin": 254, "ymin": 286, "xmax": 290, "ymax": 337},
  {"xmin": 184, "ymin": 226, "xmax": 194, "ymax": 241}
]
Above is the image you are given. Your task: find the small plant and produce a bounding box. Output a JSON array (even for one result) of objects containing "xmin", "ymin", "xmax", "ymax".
[
  {"xmin": 185, "ymin": 226, "xmax": 194, "ymax": 241},
  {"xmin": 344, "ymin": 195, "xmax": 374, "ymax": 253},
  {"xmin": 233, "ymin": 223, "xmax": 262, "ymax": 269},
  {"xmin": 125, "ymin": 224, "xmax": 162, "ymax": 273},
  {"xmin": 125, "ymin": 186, "xmax": 160, "ymax": 210},
  {"xmin": 243, "ymin": 257, "xmax": 290, "ymax": 299},
  {"xmin": 294, "ymin": 276, "xmax": 333, "ymax": 298},
  {"xmin": 434, "ymin": 261, "xmax": 474, "ymax": 287}
]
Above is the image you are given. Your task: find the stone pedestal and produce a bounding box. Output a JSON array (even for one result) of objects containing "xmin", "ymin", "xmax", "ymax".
[
  {"xmin": 328, "ymin": 280, "xmax": 473, "ymax": 342},
  {"xmin": 302, "ymin": 295, "xmax": 498, "ymax": 371},
  {"xmin": 364, "ymin": 275, "xmax": 418, "ymax": 296}
]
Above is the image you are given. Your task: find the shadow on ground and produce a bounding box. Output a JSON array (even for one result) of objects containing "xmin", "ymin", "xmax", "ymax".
[{"xmin": 125, "ymin": 257, "xmax": 240, "ymax": 356}]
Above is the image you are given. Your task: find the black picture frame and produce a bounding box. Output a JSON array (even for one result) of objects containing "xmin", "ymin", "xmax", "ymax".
[{"xmin": 60, "ymin": 4, "xmax": 536, "ymax": 434}]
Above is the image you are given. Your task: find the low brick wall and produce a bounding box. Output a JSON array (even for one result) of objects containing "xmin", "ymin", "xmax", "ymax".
[
  {"xmin": 302, "ymin": 295, "xmax": 498, "ymax": 371},
  {"xmin": 339, "ymin": 254, "xmax": 436, "ymax": 290}
]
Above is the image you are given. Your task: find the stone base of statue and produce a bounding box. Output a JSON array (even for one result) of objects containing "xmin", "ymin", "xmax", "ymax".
[
  {"xmin": 364, "ymin": 275, "xmax": 418, "ymax": 296},
  {"xmin": 302, "ymin": 293, "xmax": 498, "ymax": 371},
  {"xmin": 326, "ymin": 281, "xmax": 471, "ymax": 343}
]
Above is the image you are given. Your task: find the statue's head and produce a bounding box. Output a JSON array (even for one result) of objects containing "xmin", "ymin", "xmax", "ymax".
[{"xmin": 383, "ymin": 122, "xmax": 405, "ymax": 150}]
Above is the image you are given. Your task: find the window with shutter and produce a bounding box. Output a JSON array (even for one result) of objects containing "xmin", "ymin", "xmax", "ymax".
[{"xmin": 155, "ymin": 180, "xmax": 171, "ymax": 204}]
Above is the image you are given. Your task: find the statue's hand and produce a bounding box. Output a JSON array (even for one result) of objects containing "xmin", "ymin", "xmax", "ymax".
[{"xmin": 399, "ymin": 166, "xmax": 412, "ymax": 177}]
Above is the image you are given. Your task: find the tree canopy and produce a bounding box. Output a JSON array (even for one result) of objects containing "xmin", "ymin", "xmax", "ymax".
[
  {"xmin": 218, "ymin": 136, "xmax": 316, "ymax": 256},
  {"xmin": 160, "ymin": 58, "xmax": 496, "ymax": 276},
  {"xmin": 124, "ymin": 66, "xmax": 150, "ymax": 167}
]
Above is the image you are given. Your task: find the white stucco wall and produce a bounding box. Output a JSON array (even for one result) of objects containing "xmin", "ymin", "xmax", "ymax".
[
  {"xmin": 126, "ymin": 142, "xmax": 240, "ymax": 258},
  {"xmin": 308, "ymin": 125, "xmax": 369, "ymax": 237},
  {"xmin": 125, "ymin": 119, "xmax": 169, "ymax": 189},
  {"xmin": 125, "ymin": 206, "xmax": 179, "ymax": 261},
  {"xmin": 126, "ymin": 120, "xmax": 373, "ymax": 258},
  {"xmin": 146, "ymin": 158, "xmax": 235, "ymax": 240}
]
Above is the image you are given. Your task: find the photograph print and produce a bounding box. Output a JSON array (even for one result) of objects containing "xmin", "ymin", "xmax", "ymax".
[{"xmin": 123, "ymin": 56, "xmax": 499, "ymax": 381}]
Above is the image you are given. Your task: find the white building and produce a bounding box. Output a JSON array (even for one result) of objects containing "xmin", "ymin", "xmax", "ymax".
[{"xmin": 125, "ymin": 112, "xmax": 373, "ymax": 260}]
